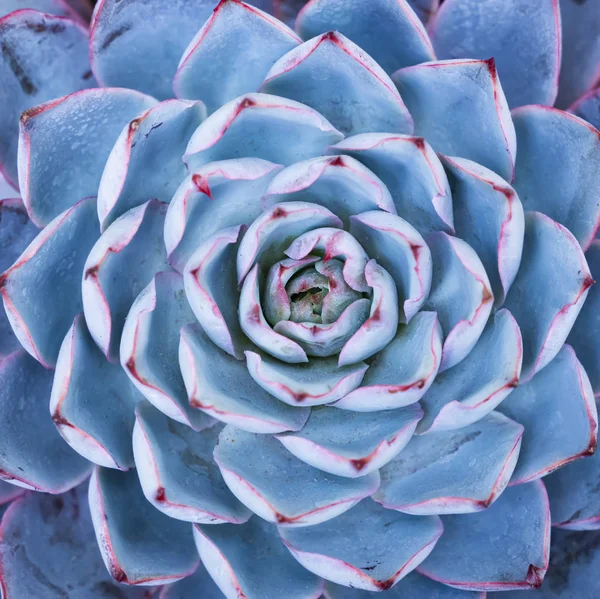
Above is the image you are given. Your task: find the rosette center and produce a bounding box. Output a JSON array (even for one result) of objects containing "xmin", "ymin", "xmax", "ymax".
[{"xmin": 287, "ymin": 267, "xmax": 329, "ymax": 324}]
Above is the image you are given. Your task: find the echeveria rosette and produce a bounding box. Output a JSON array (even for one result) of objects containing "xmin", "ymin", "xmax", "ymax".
[{"xmin": 0, "ymin": 0, "xmax": 600, "ymax": 597}]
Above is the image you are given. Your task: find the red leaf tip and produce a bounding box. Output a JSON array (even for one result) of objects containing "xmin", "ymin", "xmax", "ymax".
[
  {"xmin": 351, "ymin": 457, "xmax": 370, "ymax": 471},
  {"xmin": 271, "ymin": 206, "xmax": 288, "ymax": 219},
  {"xmin": 215, "ymin": 0, "xmax": 241, "ymax": 11},
  {"xmin": 275, "ymin": 512, "xmax": 295, "ymax": 524},
  {"xmin": 373, "ymin": 578, "xmax": 394, "ymax": 591},
  {"xmin": 526, "ymin": 564, "xmax": 546, "ymax": 589},
  {"xmin": 84, "ymin": 265, "xmax": 99, "ymax": 280},
  {"xmin": 129, "ymin": 117, "xmax": 142, "ymax": 132},
  {"xmin": 239, "ymin": 97, "xmax": 256, "ymax": 109},
  {"xmin": 413, "ymin": 137, "xmax": 426, "ymax": 150},
  {"xmin": 191, "ymin": 174, "xmax": 212, "ymax": 199},
  {"xmin": 52, "ymin": 412, "xmax": 72, "ymax": 428},
  {"xmin": 322, "ymin": 31, "xmax": 340, "ymax": 43},
  {"xmin": 486, "ymin": 57, "xmax": 497, "ymax": 78}
]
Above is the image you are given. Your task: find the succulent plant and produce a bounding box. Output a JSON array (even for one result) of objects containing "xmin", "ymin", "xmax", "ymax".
[{"xmin": 1, "ymin": 0, "xmax": 600, "ymax": 597}]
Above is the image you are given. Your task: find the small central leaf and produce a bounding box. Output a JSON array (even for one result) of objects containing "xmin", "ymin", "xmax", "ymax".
[{"xmin": 287, "ymin": 268, "xmax": 330, "ymax": 324}]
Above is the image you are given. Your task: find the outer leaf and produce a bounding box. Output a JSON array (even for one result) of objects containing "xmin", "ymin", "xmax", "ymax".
[
  {"xmin": 442, "ymin": 156, "xmax": 524, "ymax": 306},
  {"xmin": 0, "ymin": 172, "xmax": 14, "ymax": 200},
  {"xmin": 18, "ymin": 88, "xmax": 157, "ymax": 227},
  {"xmin": 266, "ymin": 0, "xmax": 309, "ymax": 26},
  {"xmin": 83, "ymin": 200, "xmax": 169, "ymax": 363},
  {"xmin": 174, "ymin": 0, "xmax": 300, "ymax": 113},
  {"xmin": 89, "ymin": 467, "xmax": 199, "ymax": 585},
  {"xmin": 335, "ymin": 311, "xmax": 442, "ymax": 411},
  {"xmin": 165, "ymin": 158, "xmax": 281, "ymax": 273},
  {"xmin": 214, "ymin": 426, "xmax": 379, "ymax": 526},
  {"xmin": 184, "ymin": 93, "xmax": 343, "ymax": 169},
  {"xmin": 325, "ymin": 572, "xmax": 485, "ymax": 598},
  {"xmin": 280, "ymin": 499, "xmax": 443, "ymax": 591},
  {"xmin": 64, "ymin": 0, "xmax": 92, "ymax": 20},
  {"xmin": 418, "ymin": 309, "xmax": 522, "ymax": 433},
  {"xmin": 0, "ymin": 9, "xmax": 94, "ymax": 187},
  {"xmin": 568, "ymin": 241, "xmax": 600, "ymax": 395},
  {"xmin": 296, "ymin": 0, "xmax": 435, "ymax": 75},
  {"xmin": 183, "ymin": 225, "xmax": 245, "ymax": 359},
  {"xmin": 0, "ymin": 199, "xmax": 38, "ymax": 358},
  {"xmin": 510, "ymin": 529, "xmax": 600, "ymax": 598},
  {"xmin": 133, "ymin": 401, "xmax": 251, "ymax": 524},
  {"xmin": 373, "ymin": 412, "xmax": 523, "ymax": 515},
  {"xmin": 180, "ymin": 323, "xmax": 309, "ymax": 433},
  {"xmin": 407, "ymin": 0, "xmax": 439, "ymax": 23},
  {"xmin": 237, "ymin": 200, "xmax": 342, "ymax": 286},
  {"xmin": 429, "ymin": 0, "xmax": 561, "ymax": 108},
  {"xmin": 194, "ymin": 517, "xmax": 324, "ymax": 599},
  {"xmin": 499, "ymin": 345, "xmax": 597, "ymax": 485},
  {"xmin": 569, "ymin": 87, "xmax": 600, "ymax": 131},
  {"xmin": 245, "ymin": 350, "xmax": 366, "ymax": 407},
  {"xmin": 419, "ymin": 481, "xmax": 551, "ymax": 591},
  {"xmin": 503, "ymin": 211, "xmax": 592, "ymax": 381},
  {"xmin": 276, "ymin": 404, "xmax": 423, "ymax": 478},
  {"xmin": 97, "ymin": 99, "xmax": 206, "ymax": 230},
  {"xmin": 511, "ymin": 105, "xmax": 600, "ymax": 250},
  {"xmin": 393, "ymin": 59, "xmax": 516, "ymax": 181},
  {"xmin": 120, "ymin": 272, "xmax": 209, "ymax": 430},
  {"xmin": 0, "ymin": 484, "xmax": 151, "ymax": 598},
  {"xmin": 350, "ymin": 210, "xmax": 432, "ymax": 322},
  {"xmin": 0, "ymin": 197, "xmax": 100, "ymax": 368},
  {"xmin": 0, "ymin": 0, "xmax": 84, "ymax": 20},
  {"xmin": 545, "ymin": 420, "xmax": 600, "ymax": 530},
  {"xmin": 263, "ymin": 155, "xmax": 396, "ymax": 228},
  {"xmin": 262, "ymin": 31, "xmax": 413, "ymax": 136},
  {"xmin": 50, "ymin": 314, "xmax": 143, "ymax": 470},
  {"xmin": 329, "ymin": 134, "xmax": 453, "ymax": 235},
  {"xmin": 555, "ymin": 0, "xmax": 600, "ymax": 108},
  {"xmin": 422, "ymin": 232, "xmax": 493, "ymax": 372},
  {"xmin": 89, "ymin": 0, "xmax": 215, "ymax": 99},
  {"xmin": 0, "ymin": 350, "xmax": 91, "ymax": 492},
  {"xmin": 0, "ymin": 480, "xmax": 23, "ymax": 506},
  {"xmin": 159, "ymin": 562, "xmax": 223, "ymax": 599}
]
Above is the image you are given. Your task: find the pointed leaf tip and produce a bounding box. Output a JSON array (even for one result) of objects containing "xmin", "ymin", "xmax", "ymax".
[
  {"xmin": 296, "ymin": 0, "xmax": 435, "ymax": 75},
  {"xmin": 419, "ymin": 481, "xmax": 550, "ymax": 591},
  {"xmin": 393, "ymin": 59, "xmax": 516, "ymax": 181},
  {"xmin": 214, "ymin": 426, "xmax": 379, "ymax": 526},
  {"xmin": 262, "ymin": 32, "xmax": 414, "ymax": 136},
  {"xmin": 280, "ymin": 499, "xmax": 442, "ymax": 591},
  {"xmin": 89, "ymin": 467, "xmax": 199, "ymax": 585},
  {"xmin": 430, "ymin": 0, "xmax": 561, "ymax": 108}
]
